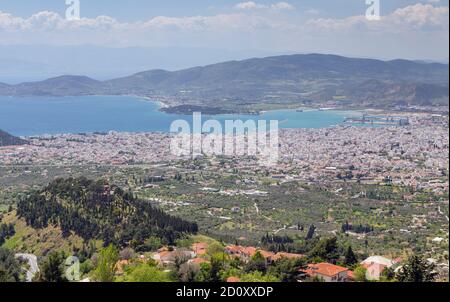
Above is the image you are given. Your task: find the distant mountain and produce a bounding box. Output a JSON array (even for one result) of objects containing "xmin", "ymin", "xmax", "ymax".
[
  {"xmin": 0, "ymin": 45, "xmax": 278, "ymax": 82},
  {"xmin": 10, "ymin": 75, "xmax": 102, "ymax": 96},
  {"xmin": 0, "ymin": 129, "xmax": 28, "ymax": 147},
  {"xmin": 0, "ymin": 54, "xmax": 448, "ymax": 110},
  {"xmin": 0, "ymin": 82, "xmax": 10, "ymax": 90}
]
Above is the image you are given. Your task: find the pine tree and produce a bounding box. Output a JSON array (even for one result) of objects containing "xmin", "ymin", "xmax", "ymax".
[
  {"xmin": 305, "ymin": 224, "xmax": 316, "ymax": 240},
  {"xmin": 344, "ymin": 246, "xmax": 357, "ymax": 266},
  {"xmin": 37, "ymin": 252, "xmax": 67, "ymax": 282},
  {"xmin": 397, "ymin": 255, "xmax": 437, "ymax": 282}
]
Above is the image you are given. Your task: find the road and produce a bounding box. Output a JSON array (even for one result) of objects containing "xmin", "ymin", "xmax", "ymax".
[
  {"xmin": 15, "ymin": 253, "xmax": 39, "ymax": 282},
  {"xmin": 438, "ymin": 206, "xmax": 449, "ymax": 222},
  {"xmin": 254, "ymin": 202, "xmax": 260, "ymax": 214}
]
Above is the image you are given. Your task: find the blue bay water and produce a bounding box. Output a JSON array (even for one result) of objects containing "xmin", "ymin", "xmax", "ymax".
[{"xmin": 0, "ymin": 96, "xmax": 353, "ymax": 136}]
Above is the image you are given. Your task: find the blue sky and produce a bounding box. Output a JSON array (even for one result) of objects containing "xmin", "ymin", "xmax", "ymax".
[{"xmin": 0, "ymin": 0, "xmax": 449, "ymax": 63}]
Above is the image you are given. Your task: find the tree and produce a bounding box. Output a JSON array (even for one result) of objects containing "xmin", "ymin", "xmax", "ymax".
[
  {"xmin": 93, "ymin": 244, "xmax": 119, "ymax": 282},
  {"xmin": 381, "ymin": 266, "xmax": 396, "ymax": 282},
  {"xmin": 37, "ymin": 252, "xmax": 67, "ymax": 282},
  {"xmin": 209, "ymin": 257, "xmax": 223, "ymax": 282},
  {"xmin": 309, "ymin": 237, "xmax": 339, "ymax": 263},
  {"xmin": 119, "ymin": 263, "xmax": 172, "ymax": 282},
  {"xmin": 344, "ymin": 246, "xmax": 357, "ymax": 266},
  {"xmin": 396, "ymin": 255, "xmax": 437, "ymax": 282},
  {"xmin": 143, "ymin": 236, "xmax": 163, "ymax": 251},
  {"xmin": 195, "ymin": 260, "xmax": 222, "ymax": 282},
  {"xmin": 119, "ymin": 247, "xmax": 135, "ymax": 260},
  {"xmin": 207, "ymin": 242, "xmax": 225, "ymax": 257},
  {"xmin": 0, "ymin": 247, "xmax": 22, "ymax": 282},
  {"xmin": 240, "ymin": 271, "xmax": 279, "ymax": 282},
  {"xmin": 268, "ymin": 257, "xmax": 306, "ymax": 282},
  {"xmin": 178, "ymin": 263, "xmax": 200, "ymax": 282},
  {"xmin": 305, "ymin": 225, "xmax": 316, "ymax": 240},
  {"xmin": 245, "ymin": 251, "xmax": 267, "ymax": 273},
  {"xmin": 354, "ymin": 265, "xmax": 367, "ymax": 282}
]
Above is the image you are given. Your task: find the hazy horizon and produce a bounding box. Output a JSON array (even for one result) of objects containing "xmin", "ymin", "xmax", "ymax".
[
  {"xmin": 1, "ymin": 1, "xmax": 449, "ymax": 83},
  {"xmin": 0, "ymin": 45, "xmax": 448, "ymax": 84}
]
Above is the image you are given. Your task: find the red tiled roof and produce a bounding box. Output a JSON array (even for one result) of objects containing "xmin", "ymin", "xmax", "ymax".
[
  {"xmin": 258, "ymin": 250, "xmax": 275, "ymax": 259},
  {"xmin": 226, "ymin": 245, "xmax": 244, "ymax": 254},
  {"xmin": 303, "ymin": 263, "xmax": 349, "ymax": 277},
  {"xmin": 243, "ymin": 247, "xmax": 257, "ymax": 257},
  {"xmin": 227, "ymin": 276, "xmax": 241, "ymax": 282}
]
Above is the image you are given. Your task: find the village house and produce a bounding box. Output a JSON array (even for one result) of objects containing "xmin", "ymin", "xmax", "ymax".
[
  {"xmin": 191, "ymin": 242, "xmax": 208, "ymax": 256},
  {"xmin": 301, "ymin": 263, "xmax": 350, "ymax": 282},
  {"xmin": 361, "ymin": 256, "xmax": 397, "ymax": 281}
]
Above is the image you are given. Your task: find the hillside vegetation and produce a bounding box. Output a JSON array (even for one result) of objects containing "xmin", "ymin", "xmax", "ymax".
[{"xmin": 16, "ymin": 177, "xmax": 198, "ymax": 249}]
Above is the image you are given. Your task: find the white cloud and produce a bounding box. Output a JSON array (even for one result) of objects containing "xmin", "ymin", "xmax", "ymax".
[
  {"xmin": 306, "ymin": 4, "xmax": 449, "ymax": 32},
  {"xmin": 234, "ymin": 1, "xmax": 295, "ymax": 11},
  {"xmin": 0, "ymin": 3, "xmax": 447, "ymax": 60},
  {"xmin": 235, "ymin": 1, "xmax": 264, "ymax": 10},
  {"xmin": 270, "ymin": 2, "xmax": 295, "ymax": 10},
  {"xmin": 0, "ymin": 10, "xmax": 120, "ymax": 31}
]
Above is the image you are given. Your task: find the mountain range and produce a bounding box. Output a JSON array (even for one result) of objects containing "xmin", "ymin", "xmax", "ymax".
[
  {"xmin": 0, "ymin": 54, "xmax": 448, "ymax": 111},
  {"xmin": 0, "ymin": 129, "xmax": 28, "ymax": 147}
]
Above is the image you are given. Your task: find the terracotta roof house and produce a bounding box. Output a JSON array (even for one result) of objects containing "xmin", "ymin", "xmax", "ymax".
[
  {"xmin": 258, "ymin": 250, "xmax": 275, "ymax": 260},
  {"xmin": 227, "ymin": 276, "xmax": 241, "ymax": 282},
  {"xmin": 152, "ymin": 250, "xmax": 176, "ymax": 265},
  {"xmin": 243, "ymin": 247, "xmax": 258, "ymax": 257},
  {"xmin": 225, "ymin": 245, "xmax": 243, "ymax": 256},
  {"xmin": 192, "ymin": 242, "xmax": 208, "ymax": 256},
  {"xmin": 302, "ymin": 263, "xmax": 350, "ymax": 282}
]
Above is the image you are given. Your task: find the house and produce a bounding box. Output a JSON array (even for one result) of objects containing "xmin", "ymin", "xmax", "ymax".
[
  {"xmin": 152, "ymin": 249, "xmax": 195, "ymax": 266},
  {"xmin": 361, "ymin": 256, "xmax": 396, "ymax": 281},
  {"xmin": 225, "ymin": 245, "xmax": 244, "ymax": 257},
  {"xmin": 225, "ymin": 245, "xmax": 267, "ymax": 262},
  {"xmin": 302, "ymin": 263, "xmax": 349, "ymax": 282},
  {"xmin": 258, "ymin": 250, "xmax": 275, "ymax": 261},
  {"xmin": 192, "ymin": 242, "xmax": 208, "ymax": 256},
  {"xmin": 152, "ymin": 250, "xmax": 175, "ymax": 265}
]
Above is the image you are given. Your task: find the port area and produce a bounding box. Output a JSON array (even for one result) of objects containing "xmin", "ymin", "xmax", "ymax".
[{"xmin": 344, "ymin": 114, "xmax": 410, "ymax": 126}]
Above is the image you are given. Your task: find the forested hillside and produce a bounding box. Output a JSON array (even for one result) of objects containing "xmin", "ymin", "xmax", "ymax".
[{"xmin": 17, "ymin": 178, "xmax": 198, "ymax": 248}]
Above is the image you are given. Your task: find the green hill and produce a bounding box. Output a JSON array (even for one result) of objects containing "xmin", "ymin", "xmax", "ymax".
[{"xmin": 16, "ymin": 178, "xmax": 198, "ymax": 250}]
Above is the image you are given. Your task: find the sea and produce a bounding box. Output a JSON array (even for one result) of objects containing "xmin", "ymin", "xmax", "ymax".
[{"xmin": 0, "ymin": 95, "xmax": 360, "ymax": 137}]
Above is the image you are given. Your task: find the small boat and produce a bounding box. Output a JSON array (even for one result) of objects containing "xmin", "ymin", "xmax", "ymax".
[{"xmin": 296, "ymin": 109, "xmax": 304, "ymax": 112}]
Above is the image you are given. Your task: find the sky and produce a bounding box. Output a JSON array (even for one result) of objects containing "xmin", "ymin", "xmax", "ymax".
[{"xmin": 0, "ymin": 0, "xmax": 449, "ymax": 75}]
